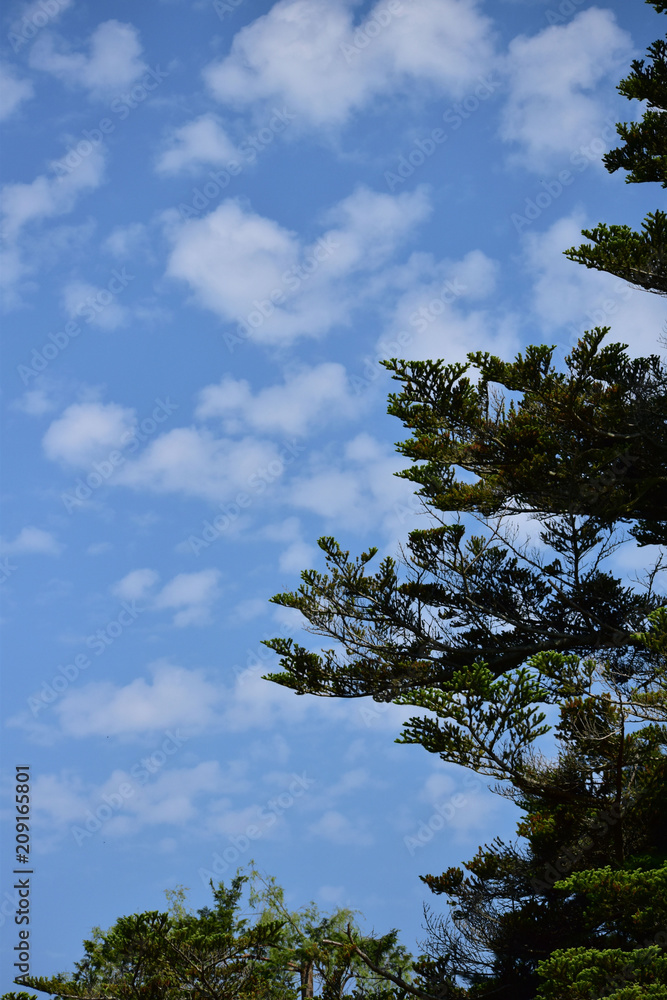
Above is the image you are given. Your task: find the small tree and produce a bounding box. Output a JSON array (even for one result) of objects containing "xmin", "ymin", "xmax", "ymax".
[{"xmin": 2, "ymin": 871, "xmax": 423, "ymax": 1000}]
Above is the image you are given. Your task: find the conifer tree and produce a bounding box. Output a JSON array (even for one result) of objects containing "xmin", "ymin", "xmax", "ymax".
[{"xmin": 564, "ymin": 1, "xmax": 667, "ymax": 294}]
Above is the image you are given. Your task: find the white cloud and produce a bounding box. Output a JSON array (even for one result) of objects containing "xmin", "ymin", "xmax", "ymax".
[
  {"xmin": 0, "ymin": 63, "xmax": 34, "ymax": 120},
  {"xmin": 42, "ymin": 401, "xmax": 136, "ymax": 466},
  {"xmin": 156, "ymin": 114, "xmax": 240, "ymax": 175},
  {"xmin": 418, "ymin": 771, "xmax": 456, "ymax": 803},
  {"xmin": 104, "ymin": 222, "xmax": 150, "ymax": 258},
  {"xmin": 112, "ymin": 568, "xmax": 160, "ymax": 602},
  {"xmin": 0, "ymin": 526, "xmax": 63, "ymax": 556},
  {"xmin": 499, "ymin": 9, "xmax": 633, "ymax": 170},
  {"xmin": 204, "ymin": 0, "xmax": 495, "ymax": 128},
  {"xmin": 0, "ymin": 147, "xmax": 105, "ymax": 240},
  {"xmin": 31, "ymin": 761, "xmax": 233, "ymax": 838},
  {"xmin": 117, "ymin": 427, "xmax": 282, "ymax": 503},
  {"xmin": 29, "ymin": 19, "xmax": 147, "ymax": 99},
  {"xmin": 11, "ymin": 388, "xmax": 56, "ymax": 416},
  {"xmin": 288, "ymin": 431, "xmax": 417, "ymax": 533},
  {"xmin": 262, "ymin": 518, "xmax": 319, "ymax": 574},
  {"xmin": 377, "ymin": 248, "xmax": 519, "ymax": 364},
  {"xmin": 218, "ymin": 665, "xmax": 335, "ymax": 732},
  {"xmin": 308, "ymin": 809, "xmax": 373, "ymax": 846},
  {"xmin": 153, "ymin": 569, "xmax": 221, "ymax": 626},
  {"xmin": 111, "ymin": 567, "xmax": 222, "ymax": 626},
  {"xmin": 165, "ymin": 186, "xmax": 430, "ymax": 345},
  {"xmin": 87, "ymin": 542, "xmax": 111, "ymax": 555},
  {"xmin": 196, "ymin": 362, "xmax": 360, "ymax": 436},
  {"xmin": 10, "ymin": 0, "xmax": 73, "ymax": 36},
  {"xmin": 62, "ymin": 280, "xmax": 129, "ymax": 330},
  {"xmin": 54, "ymin": 661, "xmax": 222, "ymax": 737}
]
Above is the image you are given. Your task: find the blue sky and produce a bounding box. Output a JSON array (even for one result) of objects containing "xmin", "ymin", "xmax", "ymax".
[{"xmin": 0, "ymin": 0, "xmax": 665, "ymax": 985}]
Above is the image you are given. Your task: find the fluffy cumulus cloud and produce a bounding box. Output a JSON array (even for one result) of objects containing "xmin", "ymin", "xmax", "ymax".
[
  {"xmin": 117, "ymin": 427, "xmax": 283, "ymax": 503},
  {"xmin": 0, "ymin": 62, "xmax": 34, "ymax": 120},
  {"xmin": 153, "ymin": 569, "xmax": 221, "ymax": 626},
  {"xmin": 262, "ymin": 517, "xmax": 319, "ymax": 574},
  {"xmin": 308, "ymin": 809, "xmax": 373, "ymax": 846},
  {"xmin": 62, "ymin": 279, "xmax": 129, "ymax": 330},
  {"xmin": 0, "ymin": 145, "xmax": 105, "ymax": 306},
  {"xmin": 28, "ymin": 19, "xmax": 147, "ymax": 99},
  {"xmin": 165, "ymin": 186, "xmax": 431, "ymax": 345},
  {"xmin": 204, "ymin": 0, "xmax": 495, "ymax": 127},
  {"xmin": 112, "ymin": 568, "xmax": 160, "ymax": 602},
  {"xmin": 288, "ymin": 431, "xmax": 417, "ymax": 535},
  {"xmin": 374, "ymin": 248, "xmax": 519, "ymax": 365},
  {"xmin": 0, "ymin": 526, "xmax": 63, "ymax": 556},
  {"xmin": 54, "ymin": 661, "xmax": 223, "ymax": 737},
  {"xmin": 499, "ymin": 8, "xmax": 633, "ymax": 170},
  {"xmin": 42, "ymin": 400, "xmax": 136, "ymax": 466},
  {"xmin": 104, "ymin": 222, "xmax": 150, "ymax": 258},
  {"xmin": 195, "ymin": 362, "xmax": 360, "ymax": 436},
  {"xmin": 10, "ymin": 0, "xmax": 74, "ymax": 45},
  {"xmin": 30, "ymin": 761, "xmax": 234, "ymax": 842},
  {"xmin": 111, "ymin": 568, "xmax": 221, "ymax": 626},
  {"xmin": 0, "ymin": 147, "xmax": 105, "ymax": 240},
  {"xmin": 156, "ymin": 114, "xmax": 240, "ymax": 175},
  {"xmin": 11, "ymin": 388, "xmax": 56, "ymax": 416}
]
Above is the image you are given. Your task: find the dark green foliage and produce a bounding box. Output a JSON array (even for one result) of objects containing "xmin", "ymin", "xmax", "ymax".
[
  {"xmin": 535, "ymin": 865, "xmax": 667, "ymax": 998},
  {"xmin": 265, "ymin": 332, "xmax": 665, "ymax": 708},
  {"xmin": 412, "ymin": 609, "xmax": 667, "ymax": 998},
  {"xmin": 4, "ymin": 875, "xmax": 294, "ymax": 1000},
  {"xmin": 3, "ymin": 873, "xmax": 424, "ymax": 1000},
  {"xmin": 564, "ymin": 5, "xmax": 667, "ymax": 292},
  {"xmin": 384, "ymin": 330, "xmax": 667, "ymax": 543},
  {"xmin": 564, "ymin": 212, "xmax": 667, "ymax": 295}
]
